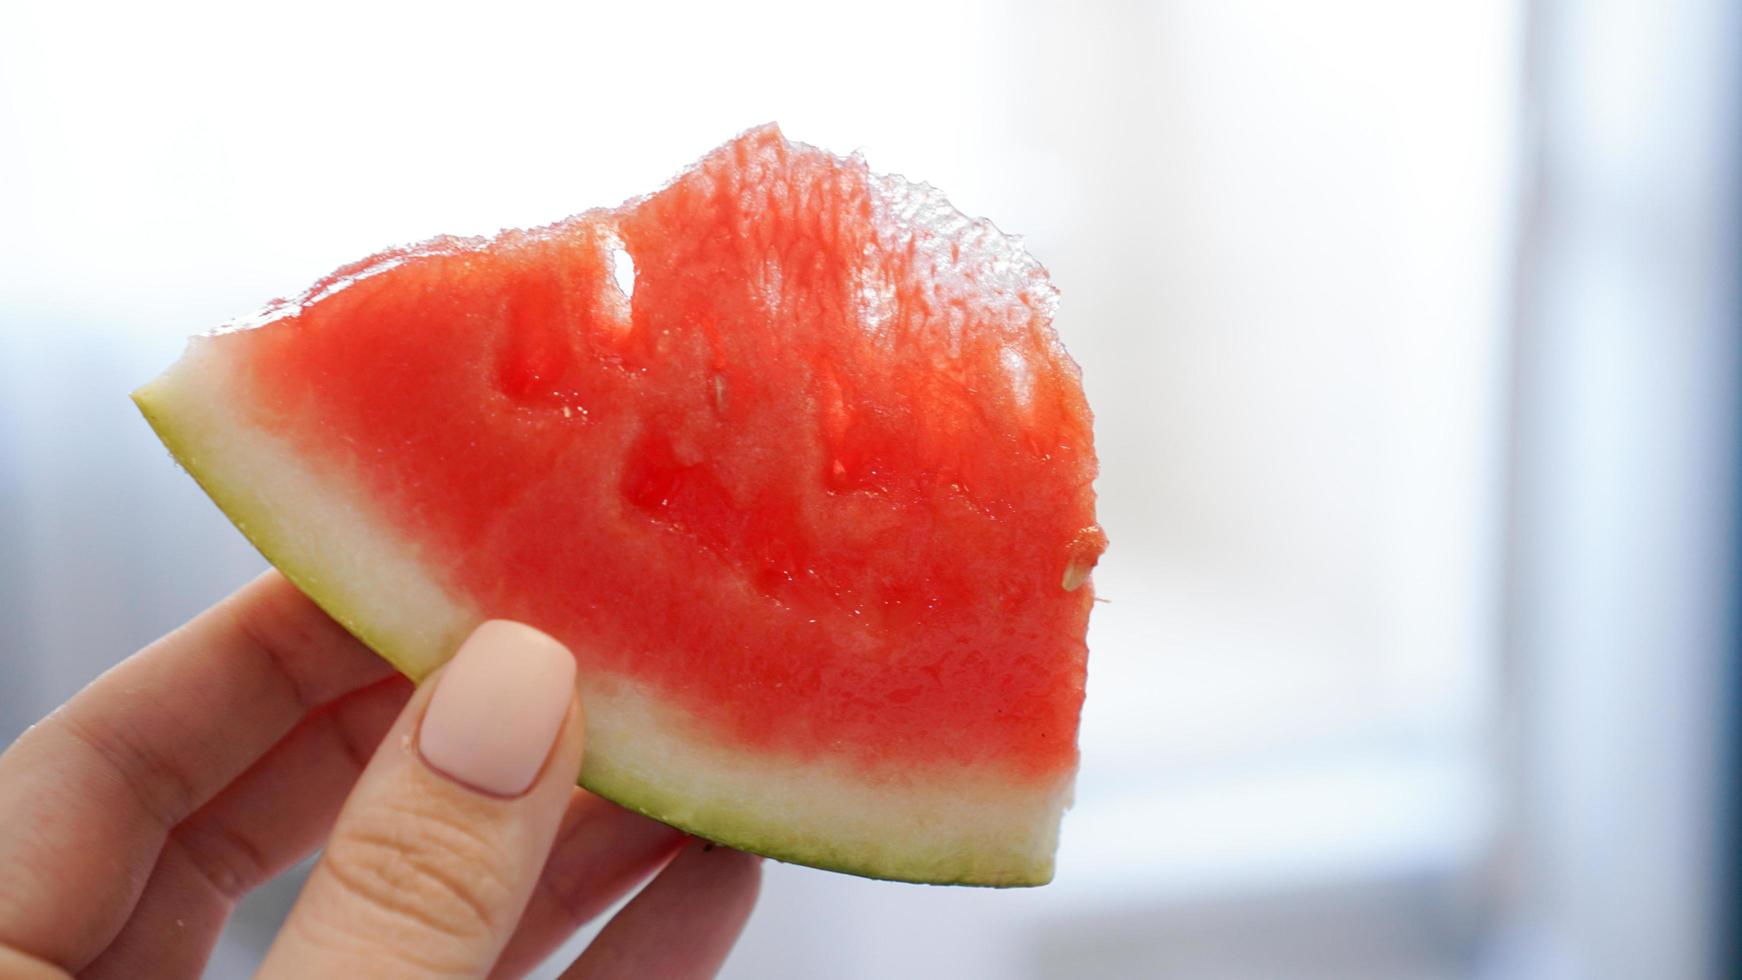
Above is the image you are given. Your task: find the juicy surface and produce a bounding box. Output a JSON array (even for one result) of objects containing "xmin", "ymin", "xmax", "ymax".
[{"xmin": 239, "ymin": 126, "xmax": 1102, "ymax": 781}]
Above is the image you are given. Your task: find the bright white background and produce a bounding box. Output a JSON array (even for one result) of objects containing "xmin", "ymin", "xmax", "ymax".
[{"xmin": 1, "ymin": 2, "xmax": 1732, "ymax": 978}]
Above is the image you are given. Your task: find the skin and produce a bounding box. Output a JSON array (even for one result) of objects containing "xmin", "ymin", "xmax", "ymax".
[{"xmin": 0, "ymin": 572, "xmax": 761, "ymax": 979}]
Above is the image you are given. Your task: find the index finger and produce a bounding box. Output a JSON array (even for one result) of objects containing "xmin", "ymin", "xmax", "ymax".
[{"xmin": 0, "ymin": 571, "xmax": 396, "ymax": 971}]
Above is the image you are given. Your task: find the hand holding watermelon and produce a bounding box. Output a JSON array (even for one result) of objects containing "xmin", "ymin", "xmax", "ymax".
[
  {"xmin": 0, "ymin": 125, "xmax": 1100, "ymax": 979},
  {"xmin": 0, "ymin": 573, "xmax": 759, "ymax": 979}
]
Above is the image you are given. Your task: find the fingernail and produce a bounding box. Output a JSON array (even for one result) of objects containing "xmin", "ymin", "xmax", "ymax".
[{"xmin": 419, "ymin": 620, "xmax": 576, "ymax": 797}]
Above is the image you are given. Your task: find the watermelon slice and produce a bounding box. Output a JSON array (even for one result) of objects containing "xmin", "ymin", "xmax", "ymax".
[{"xmin": 134, "ymin": 125, "xmax": 1104, "ymax": 886}]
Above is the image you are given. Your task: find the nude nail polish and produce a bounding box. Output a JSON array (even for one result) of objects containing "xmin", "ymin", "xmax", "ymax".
[{"xmin": 418, "ymin": 620, "xmax": 576, "ymax": 797}]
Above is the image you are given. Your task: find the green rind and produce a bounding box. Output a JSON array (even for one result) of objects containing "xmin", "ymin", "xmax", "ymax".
[{"xmin": 133, "ymin": 383, "xmax": 1052, "ymax": 888}]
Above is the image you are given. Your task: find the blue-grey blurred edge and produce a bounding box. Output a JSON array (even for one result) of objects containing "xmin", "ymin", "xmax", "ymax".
[{"xmin": 1502, "ymin": 0, "xmax": 1739, "ymax": 976}]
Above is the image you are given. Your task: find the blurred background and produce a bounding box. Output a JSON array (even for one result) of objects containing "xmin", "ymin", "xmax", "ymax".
[{"xmin": 0, "ymin": 1, "xmax": 1735, "ymax": 977}]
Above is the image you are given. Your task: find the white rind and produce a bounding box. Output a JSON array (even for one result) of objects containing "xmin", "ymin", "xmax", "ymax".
[
  {"xmin": 135, "ymin": 332, "xmax": 1071, "ymax": 885},
  {"xmin": 137, "ymin": 336, "xmax": 480, "ymax": 672},
  {"xmin": 584, "ymin": 675, "xmax": 1071, "ymax": 884}
]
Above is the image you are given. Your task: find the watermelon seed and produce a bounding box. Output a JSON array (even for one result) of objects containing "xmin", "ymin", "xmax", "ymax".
[
  {"xmin": 609, "ymin": 245, "xmax": 636, "ymax": 300},
  {"xmin": 713, "ymin": 374, "xmax": 727, "ymax": 414},
  {"xmin": 1061, "ymin": 561, "xmax": 1091, "ymax": 592}
]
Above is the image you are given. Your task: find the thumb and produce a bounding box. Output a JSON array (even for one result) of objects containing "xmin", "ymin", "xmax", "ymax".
[{"xmin": 259, "ymin": 621, "xmax": 584, "ymax": 980}]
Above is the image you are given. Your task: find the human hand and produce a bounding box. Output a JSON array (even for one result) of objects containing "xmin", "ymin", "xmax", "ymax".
[{"xmin": 0, "ymin": 572, "xmax": 760, "ymax": 978}]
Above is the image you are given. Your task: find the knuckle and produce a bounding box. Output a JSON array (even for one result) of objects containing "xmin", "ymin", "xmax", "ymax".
[
  {"xmin": 175, "ymin": 819, "xmax": 269, "ymax": 900},
  {"xmin": 59, "ymin": 707, "xmax": 199, "ymax": 829},
  {"xmin": 320, "ymin": 794, "xmax": 517, "ymax": 947},
  {"xmin": 228, "ymin": 594, "xmax": 323, "ymax": 712}
]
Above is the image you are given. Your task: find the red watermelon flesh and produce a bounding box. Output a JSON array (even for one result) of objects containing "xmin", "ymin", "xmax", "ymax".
[{"xmin": 134, "ymin": 125, "xmax": 1104, "ymax": 886}]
